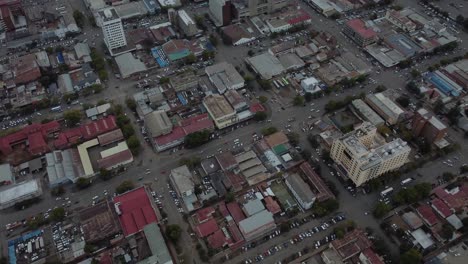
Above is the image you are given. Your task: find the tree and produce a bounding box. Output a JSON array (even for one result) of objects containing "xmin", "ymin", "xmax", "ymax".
[
  {"xmin": 373, "ymin": 202, "xmax": 391, "ymax": 218},
  {"xmin": 184, "ymin": 54, "xmax": 197, "ymax": 64},
  {"xmin": 304, "ymin": 92, "xmax": 313, "ymax": 102},
  {"xmin": 166, "ymin": 224, "xmax": 182, "ymax": 243},
  {"xmin": 84, "ymin": 244, "xmax": 95, "ymax": 254},
  {"xmin": 184, "ymin": 130, "xmax": 211, "ymax": 148},
  {"xmin": 50, "ymin": 207, "xmax": 66, "ymax": 222},
  {"xmin": 179, "ymin": 157, "xmax": 201, "ymax": 170},
  {"xmin": 247, "ymin": 50, "xmax": 254, "ymax": 56},
  {"xmin": 258, "ymin": 80, "xmax": 272, "ymax": 90},
  {"xmin": 225, "ymin": 192, "xmax": 235, "ymax": 203},
  {"xmin": 73, "ymin": 10, "xmax": 85, "ymax": 28},
  {"xmin": 160, "ymin": 77, "xmax": 170, "ymax": 84},
  {"xmin": 63, "ymin": 110, "xmax": 82, "ymax": 127},
  {"xmin": 76, "ymin": 177, "xmax": 91, "ymax": 189},
  {"xmin": 307, "ymin": 134, "xmax": 319, "ymax": 148},
  {"xmin": 258, "ymin": 96, "xmax": 268, "ymax": 104},
  {"xmin": 442, "ymin": 172, "xmax": 455, "ymax": 182},
  {"xmin": 125, "ymin": 98, "xmax": 137, "ymax": 111},
  {"xmin": 377, "ymin": 125, "xmax": 391, "ymax": 136},
  {"xmin": 116, "ymin": 114, "xmax": 130, "ymax": 127},
  {"xmin": 396, "ymin": 96, "xmax": 410, "ymax": 108},
  {"xmin": 460, "ymin": 165, "xmax": 468, "ymax": 174},
  {"xmin": 261, "ymin": 126, "xmax": 278, "ymax": 136},
  {"xmin": 334, "ymin": 226, "xmax": 345, "ymax": 239},
  {"xmin": 254, "ymin": 111, "xmax": 267, "ymax": 121},
  {"xmin": 401, "ymin": 249, "xmax": 422, "ymax": 264},
  {"xmin": 209, "ymin": 34, "xmax": 218, "ymax": 47},
  {"xmin": 88, "ymin": 15, "xmax": 97, "ymax": 27},
  {"xmin": 440, "ymin": 224, "xmax": 454, "ymax": 240},
  {"xmin": 406, "ymin": 81, "xmax": 420, "ymax": 95},
  {"xmin": 456, "ymin": 15, "xmax": 465, "ymax": 24},
  {"xmin": 116, "ymin": 180, "xmax": 135, "ymax": 194},
  {"xmin": 374, "ymin": 85, "xmax": 387, "ymax": 93},
  {"xmin": 121, "ymin": 124, "xmax": 135, "ymax": 138},
  {"xmin": 194, "ymin": 184, "xmax": 203, "ymax": 195},
  {"xmin": 51, "ymin": 186, "xmax": 65, "ymax": 196},
  {"xmin": 293, "ymin": 95, "xmax": 305, "ymax": 106},
  {"xmin": 99, "ymin": 168, "xmax": 112, "ymax": 181},
  {"xmin": 286, "ymin": 132, "xmax": 300, "ymax": 146},
  {"xmin": 127, "ymin": 135, "xmax": 141, "ymax": 155},
  {"xmin": 280, "ymin": 222, "xmax": 291, "ymax": 233}
]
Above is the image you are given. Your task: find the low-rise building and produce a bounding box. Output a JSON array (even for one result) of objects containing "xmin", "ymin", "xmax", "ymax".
[
  {"xmin": 170, "ymin": 165, "xmax": 198, "ymax": 212},
  {"xmin": 144, "ymin": 110, "xmax": 173, "ymax": 138},
  {"xmin": 221, "ymin": 24, "xmax": 255, "ymax": 46},
  {"xmin": 0, "ymin": 179, "xmax": 43, "ymax": 209},
  {"xmin": 205, "ymin": 62, "xmax": 245, "ymax": 94},
  {"xmin": 225, "ymin": 90, "xmax": 248, "ymax": 112},
  {"xmin": 330, "ymin": 122, "xmax": 411, "ymax": 187},
  {"xmin": 351, "ymin": 99, "xmax": 384, "ymax": 127},
  {"xmin": 365, "ymin": 93, "xmax": 404, "ymax": 125},
  {"xmin": 203, "ymin": 94, "xmax": 238, "ymax": 129},
  {"xmin": 412, "ymin": 108, "xmax": 447, "ymax": 144},
  {"xmin": 170, "ymin": 70, "xmax": 199, "ymax": 92},
  {"xmin": 245, "ymin": 53, "xmax": 285, "ymax": 80},
  {"xmin": 46, "ymin": 149, "xmax": 85, "ymax": 187},
  {"xmin": 285, "ymin": 173, "xmax": 316, "ymax": 210},
  {"xmin": 238, "ymin": 210, "xmax": 276, "ymax": 241}
]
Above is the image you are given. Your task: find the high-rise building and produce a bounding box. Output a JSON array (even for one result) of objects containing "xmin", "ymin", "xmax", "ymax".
[
  {"xmin": 412, "ymin": 108, "xmax": 447, "ymax": 143},
  {"xmin": 98, "ymin": 8, "xmax": 127, "ymax": 52},
  {"xmin": 209, "ymin": 0, "xmax": 232, "ymax": 26},
  {"xmin": 0, "ymin": 0, "xmax": 25, "ymax": 32},
  {"xmin": 330, "ymin": 122, "xmax": 411, "ymax": 187},
  {"xmin": 343, "ymin": 19, "xmax": 377, "ymax": 47},
  {"xmin": 231, "ymin": 0, "xmax": 287, "ymax": 19},
  {"xmin": 177, "ymin": 9, "xmax": 198, "ymax": 37}
]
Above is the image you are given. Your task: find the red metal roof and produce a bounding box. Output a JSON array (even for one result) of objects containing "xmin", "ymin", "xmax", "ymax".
[
  {"xmin": 207, "ymin": 229, "xmax": 230, "ymax": 249},
  {"xmin": 195, "ymin": 206, "xmax": 215, "ymax": 223},
  {"xmin": 97, "ymin": 149, "xmax": 133, "ymax": 170},
  {"xmin": 431, "ymin": 198, "xmax": 453, "ymax": 218},
  {"xmin": 361, "ymin": 248, "xmax": 385, "ymax": 264},
  {"xmin": 81, "ymin": 115, "xmax": 117, "ymax": 139},
  {"xmin": 300, "ymin": 162, "xmax": 335, "ymax": 202},
  {"xmin": 416, "ymin": 204, "xmax": 439, "ymax": 226},
  {"xmin": 180, "ymin": 114, "xmax": 214, "ymax": 135},
  {"xmin": 98, "ymin": 129, "xmax": 124, "ymax": 146},
  {"xmin": 433, "ymin": 184, "xmax": 468, "ymax": 211},
  {"xmin": 250, "ymin": 103, "xmax": 265, "ymax": 113},
  {"xmin": 264, "ymin": 196, "xmax": 281, "ymax": 215},
  {"xmin": 113, "ymin": 187, "xmax": 158, "ymax": 236},
  {"xmin": 226, "ymin": 202, "xmax": 245, "ymax": 224},
  {"xmin": 218, "ymin": 201, "xmax": 230, "ymax": 218},
  {"xmin": 287, "ymin": 10, "xmax": 311, "ymax": 25},
  {"xmin": 28, "ymin": 132, "xmax": 49, "ymax": 155},
  {"xmin": 215, "ymin": 152, "xmax": 237, "ymax": 171},
  {"xmin": 195, "ymin": 218, "xmax": 219, "ymax": 238},
  {"xmin": 154, "ymin": 126, "xmax": 185, "ymax": 146},
  {"xmin": 346, "ymin": 19, "xmax": 377, "ymax": 39}
]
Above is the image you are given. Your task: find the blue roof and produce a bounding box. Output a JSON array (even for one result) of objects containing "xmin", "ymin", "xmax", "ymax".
[
  {"xmin": 57, "ymin": 52, "xmax": 64, "ymax": 64},
  {"xmin": 177, "ymin": 92, "xmax": 187, "ymax": 105},
  {"xmin": 151, "ymin": 47, "xmax": 169, "ymax": 68},
  {"xmin": 385, "ymin": 34, "xmax": 421, "ymax": 57},
  {"xmin": 427, "ymin": 72, "xmax": 460, "ymax": 97}
]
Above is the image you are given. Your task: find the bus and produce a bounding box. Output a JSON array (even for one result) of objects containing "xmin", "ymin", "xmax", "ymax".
[
  {"xmin": 278, "ymin": 79, "xmax": 285, "ymax": 87},
  {"xmin": 400, "ymin": 178, "xmax": 414, "ymax": 186},
  {"xmin": 282, "ymin": 77, "xmax": 289, "ymax": 85},
  {"xmin": 380, "ymin": 187, "xmax": 394, "ymax": 197},
  {"xmin": 50, "ymin": 106, "xmax": 62, "ymax": 112},
  {"xmin": 273, "ymin": 80, "xmax": 280, "ymax": 89}
]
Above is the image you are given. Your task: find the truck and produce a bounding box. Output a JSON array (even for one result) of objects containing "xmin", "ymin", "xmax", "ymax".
[
  {"xmin": 400, "ymin": 178, "xmax": 414, "ymax": 186},
  {"xmin": 380, "ymin": 187, "xmax": 394, "ymax": 198}
]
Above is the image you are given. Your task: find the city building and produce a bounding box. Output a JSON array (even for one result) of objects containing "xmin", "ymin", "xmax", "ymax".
[
  {"xmin": 343, "ymin": 19, "xmax": 377, "ymax": 47},
  {"xmin": 412, "ymin": 108, "xmax": 447, "ymax": 144},
  {"xmin": 231, "ymin": 0, "xmax": 288, "ymax": 19},
  {"xmin": 330, "ymin": 122, "xmax": 411, "ymax": 187},
  {"xmin": 0, "ymin": 179, "xmax": 42, "ymax": 210},
  {"xmin": 225, "ymin": 90, "xmax": 248, "ymax": 112},
  {"xmin": 45, "ymin": 149, "xmax": 85, "ymax": 187},
  {"xmin": 365, "ymin": 93, "xmax": 405, "ymax": 125},
  {"xmin": 238, "ymin": 210, "xmax": 276, "ymax": 241},
  {"xmin": 209, "ymin": 0, "xmax": 232, "ymax": 26},
  {"xmin": 308, "ymin": 0, "xmax": 337, "ymax": 18},
  {"xmin": 205, "ymin": 62, "xmax": 245, "ymax": 94},
  {"xmin": 221, "ymin": 24, "xmax": 255, "ymax": 46},
  {"xmin": 169, "ymin": 70, "xmax": 199, "ymax": 92},
  {"xmin": 385, "ymin": 9, "xmax": 417, "ymax": 32},
  {"xmin": 79, "ymin": 201, "xmax": 121, "ymax": 243},
  {"xmin": 98, "ymin": 8, "xmax": 127, "ymax": 54},
  {"xmin": 144, "ymin": 110, "xmax": 173, "ymax": 138},
  {"xmin": 265, "ymin": 8, "xmax": 312, "ymax": 33},
  {"xmin": 351, "ymin": 99, "xmax": 385, "ymax": 127},
  {"xmin": 170, "ymin": 165, "xmax": 199, "ymax": 212},
  {"xmin": 140, "ymin": 223, "xmax": 174, "ymax": 264},
  {"xmin": 97, "ymin": 142, "xmax": 134, "ymax": 171},
  {"xmin": 285, "ymin": 173, "xmax": 316, "ymax": 210},
  {"xmin": 322, "ymin": 229, "xmax": 374, "ymax": 263},
  {"xmin": 143, "ymin": 0, "xmax": 161, "ymax": 14},
  {"xmin": 133, "ymin": 87, "xmax": 165, "ymax": 119},
  {"xmin": 245, "ymin": 52, "xmax": 285, "ymax": 80},
  {"xmin": 299, "ymin": 162, "xmax": 335, "ymax": 202},
  {"xmin": 0, "ymin": 0, "xmax": 26, "ymax": 32},
  {"xmin": 177, "ymin": 9, "xmax": 198, "ymax": 37},
  {"xmin": 115, "ymin": 52, "xmax": 147, "ymax": 79},
  {"xmin": 203, "ymin": 94, "xmax": 238, "ymax": 129},
  {"xmin": 300, "ymin": 77, "xmax": 322, "ymax": 94},
  {"xmin": 0, "ymin": 163, "xmax": 13, "ymax": 185}
]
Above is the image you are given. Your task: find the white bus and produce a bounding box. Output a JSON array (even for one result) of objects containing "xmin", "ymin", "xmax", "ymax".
[
  {"xmin": 400, "ymin": 178, "xmax": 413, "ymax": 186},
  {"xmin": 380, "ymin": 187, "xmax": 394, "ymax": 198}
]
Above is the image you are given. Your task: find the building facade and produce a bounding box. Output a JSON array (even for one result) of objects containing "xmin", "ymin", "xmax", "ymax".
[
  {"xmin": 99, "ymin": 8, "xmax": 127, "ymax": 52},
  {"xmin": 343, "ymin": 19, "xmax": 377, "ymax": 47},
  {"xmin": 285, "ymin": 173, "xmax": 316, "ymax": 210},
  {"xmin": 330, "ymin": 122, "xmax": 411, "ymax": 187},
  {"xmin": 177, "ymin": 9, "xmax": 198, "ymax": 37},
  {"xmin": 209, "ymin": 0, "xmax": 232, "ymax": 26},
  {"xmin": 412, "ymin": 108, "xmax": 447, "ymax": 143},
  {"xmin": 203, "ymin": 94, "xmax": 238, "ymax": 129},
  {"xmin": 365, "ymin": 93, "xmax": 404, "ymax": 125}
]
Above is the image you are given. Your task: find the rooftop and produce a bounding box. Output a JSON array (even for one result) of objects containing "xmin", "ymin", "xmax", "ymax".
[
  {"xmin": 416, "ymin": 204, "xmax": 439, "ymax": 226},
  {"xmin": 205, "ymin": 62, "xmax": 244, "ymax": 93},
  {"xmin": 238, "ymin": 210, "xmax": 274, "ymax": 234},
  {"xmin": 431, "ymin": 198, "xmax": 453, "ymax": 218},
  {"xmin": 245, "ymin": 53, "xmax": 285, "ymax": 80},
  {"xmin": 346, "ymin": 19, "xmax": 377, "ymax": 39},
  {"xmin": 0, "ymin": 179, "xmax": 41, "ymax": 206},
  {"xmin": 79, "ymin": 201, "xmax": 120, "ymax": 242},
  {"xmin": 195, "ymin": 218, "xmax": 219, "ymax": 238},
  {"xmin": 203, "ymin": 94, "xmax": 235, "ymax": 119},
  {"xmin": 411, "ymin": 228, "xmax": 434, "ymax": 249},
  {"xmin": 141, "ymin": 223, "xmax": 173, "ymax": 264},
  {"xmin": 226, "ymin": 202, "xmax": 246, "ymax": 224},
  {"xmin": 98, "ymin": 8, "xmax": 120, "ymax": 22},
  {"xmin": 351, "ymin": 99, "xmax": 384, "ymax": 126},
  {"xmin": 113, "ymin": 186, "xmax": 158, "ymax": 236},
  {"xmin": 299, "ymin": 162, "xmax": 335, "ymax": 202},
  {"xmin": 286, "ymin": 174, "xmax": 315, "ymax": 204},
  {"xmin": 243, "ymin": 199, "xmax": 265, "ymax": 216},
  {"xmin": 170, "ymin": 165, "xmax": 194, "ymax": 194},
  {"xmin": 265, "ymin": 132, "xmax": 289, "ymax": 148},
  {"xmin": 115, "ymin": 52, "xmax": 147, "ymax": 78}
]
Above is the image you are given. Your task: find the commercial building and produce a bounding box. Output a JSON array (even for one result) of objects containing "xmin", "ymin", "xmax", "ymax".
[
  {"xmin": 0, "ymin": 179, "xmax": 42, "ymax": 210},
  {"xmin": 170, "ymin": 165, "xmax": 198, "ymax": 212},
  {"xmin": 301, "ymin": 77, "xmax": 322, "ymax": 94},
  {"xmin": 225, "ymin": 90, "xmax": 248, "ymax": 112},
  {"xmin": 79, "ymin": 201, "xmax": 120, "ymax": 243},
  {"xmin": 245, "ymin": 52, "xmax": 285, "ymax": 80},
  {"xmin": 177, "ymin": 9, "xmax": 198, "ymax": 37},
  {"xmin": 98, "ymin": 8, "xmax": 127, "ymax": 53},
  {"xmin": 242, "ymin": 198, "xmax": 265, "ymax": 217},
  {"xmin": 97, "ymin": 142, "xmax": 134, "ymax": 170},
  {"xmin": 221, "ymin": 24, "xmax": 255, "ymax": 46},
  {"xmin": 115, "ymin": 52, "xmax": 147, "ymax": 79},
  {"xmin": 46, "ymin": 149, "xmax": 85, "ymax": 187},
  {"xmin": 285, "ymin": 173, "xmax": 316, "ymax": 210},
  {"xmin": 231, "ymin": 0, "xmax": 288, "ymax": 18},
  {"xmin": 170, "ymin": 70, "xmax": 199, "ymax": 92},
  {"xmin": 139, "ymin": 223, "xmax": 174, "ymax": 264},
  {"xmin": 324, "ymin": 229, "xmax": 374, "ymax": 262},
  {"xmin": 144, "ymin": 110, "xmax": 173, "ymax": 138},
  {"xmin": 309, "ymin": 0, "xmax": 337, "ymax": 17},
  {"xmin": 365, "ymin": 93, "xmax": 404, "ymax": 125},
  {"xmin": 351, "ymin": 99, "xmax": 384, "ymax": 127},
  {"xmin": 330, "ymin": 122, "xmax": 411, "ymax": 187},
  {"xmin": 0, "ymin": 164, "xmax": 13, "ymax": 185},
  {"xmin": 238, "ymin": 210, "xmax": 276, "ymax": 241},
  {"xmin": 385, "ymin": 9, "xmax": 417, "ymax": 32},
  {"xmin": 299, "ymin": 162, "xmax": 335, "ymax": 202},
  {"xmin": 0, "ymin": 0, "xmax": 25, "ymax": 32},
  {"xmin": 209, "ymin": 0, "xmax": 232, "ymax": 26},
  {"xmin": 203, "ymin": 94, "xmax": 238, "ymax": 129},
  {"xmin": 113, "ymin": 186, "xmax": 158, "ymax": 237},
  {"xmin": 205, "ymin": 62, "xmax": 245, "ymax": 94},
  {"xmin": 343, "ymin": 19, "xmax": 377, "ymax": 47},
  {"xmin": 412, "ymin": 108, "xmax": 447, "ymax": 144}
]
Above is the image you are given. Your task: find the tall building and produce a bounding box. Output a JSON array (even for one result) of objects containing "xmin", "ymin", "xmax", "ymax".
[
  {"xmin": 177, "ymin": 9, "xmax": 198, "ymax": 37},
  {"xmin": 365, "ymin": 93, "xmax": 404, "ymax": 125},
  {"xmin": 203, "ymin": 94, "xmax": 238, "ymax": 129},
  {"xmin": 98, "ymin": 8, "xmax": 127, "ymax": 52},
  {"xmin": 412, "ymin": 108, "xmax": 447, "ymax": 143},
  {"xmin": 231, "ymin": 0, "xmax": 287, "ymax": 19},
  {"xmin": 343, "ymin": 19, "xmax": 377, "ymax": 47},
  {"xmin": 330, "ymin": 122, "xmax": 411, "ymax": 187},
  {"xmin": 209, "ymin": 0, "xmax": 232, "ymax": 26},
  {"xmin": 0, "ymin": 0, "xmax": 25, "ymax": 32}
]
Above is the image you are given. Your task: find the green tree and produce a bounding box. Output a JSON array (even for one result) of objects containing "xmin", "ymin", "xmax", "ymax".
[
  {"xmin": 460, "ymin": 165, "xmax": 468, "ymax": 174},
  {"xmin": 63, "ymin": 110, "xmax": 82, "ymax": 127},
  {"xmin": 307, "ymin": 134, "xmax": 319, "ymax": 148},
  {"xmin": 88, "ymin": 15, "xmax": 97, "ymax": 27},
  {"xmin": 374, "ymin": 85, "xmax": 387, "ymax": 93},
  {"xmin": 76, "ymin": 177, "xmax": 91, "ymax": 189},
  {"xmin": 410, "ymin": 69, "xmax": 420, "ymax": 78},
  {"xmin": 396, "ymin": 96, "xmax": 410, "ymax": 108},
  {"xmin": 116, "ymin": 180, "xmax": 135, "ymax": 194},
  {"xmin": 99, "ymin": 168, "xmax": 112, "ymax": 181},
  {"xmin": 334, "ymin": 226, "xmax": 345, "ymax": 238},
  {"xmin": 401, "ymin": 249, "xmax": 422, "ymax": 264},
  {"xmin": 261, "ymin": 126, "xmax": 278, "ymax": 136},
  {"xmin": 126, "ymin": 98, "xmax": 137, "ymax": 111},
  {"xmin": 179, "ymin": 157, "xmax": 201, "ymax": 170},
  {"xmin": 258, "ymin": 80, "xmax": 272, "ymax": 90},
  {"xmin": 254, "ymin": 111, "xmax": 267, "ymax": 121},
  {"xmin": 160, "ymin": 77, "xmax": 170, "ymax": 84},
  {"xmin": 440, "ymin": 224, "xmax": 454, "ymax": 240},
  {"xmin": 116, "ymin": 114, "xmax": 130, "ymax": 127},
  {"xmin": 293, "ymin": 95, "xmax": 305, "ymax": 106},
  {"xmin": 280, "ymin": 222, "xmax": 291, "ymax": 233},
  {"xmin": 73, "ymin": 10, "xmax": 85, "ymax": 28},
  {"xmin": 373, "ymin": 202, "xmax": 391, "ymax": 218},
  {"xmin": 50, "ymin": 186, "xmax": 65, "ymax": 196},
  {"xmin": 258, "ymin": 96, "xmax": 268, "ymax": 104},
  {"xmin": 184, "ymin": 130, "xmax": 211, "ymax": 148},
  {"xmin": 304, "ymin": 92, "xmax": 313, "ymax": 102},
  {"xmin": 286, "ymin": 132, "xmax": 300, "ymax": 146},
  {"xmin": 184, "ymin": 53, "xmax": 197, "ymax": 64},
  {"xmin": 209, "ymin": 34, "xmax": 218, "ymax": 47},
  {"xmin": 121, "ymin": 124, "xmax": 135, "ymax": 139},
  {"xmin": 166, "ymin": 224, "xmax": 182, "ymax": 242},
  {"xmin": 127, "ymin": 135, "xmax": 141, "ymax": 155},
  {"xmin": 225, "ymin": 192, "xmax": 235, "ymax": 203},
  {"xmin": 50, "ymin": 207, "xmax": 66, "ymax": 222}
]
